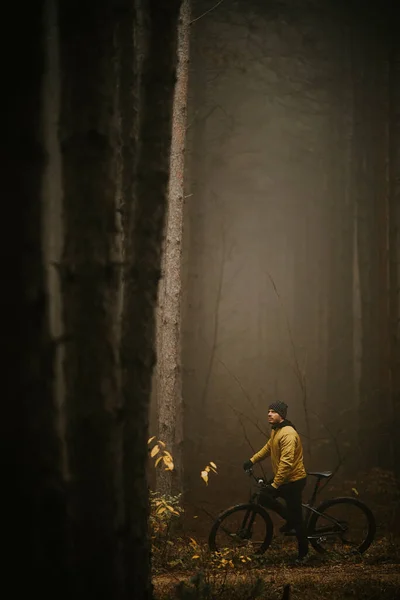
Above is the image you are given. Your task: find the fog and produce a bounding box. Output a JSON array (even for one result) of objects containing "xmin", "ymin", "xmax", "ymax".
[{"xmin": 150, "ymin": 0, "xmax": 399, "ymax": 517}]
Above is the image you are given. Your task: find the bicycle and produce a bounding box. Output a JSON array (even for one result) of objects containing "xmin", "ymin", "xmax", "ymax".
[{"xmin": 208, "ymin": 469, "xmax": 376, "ymax": 557}]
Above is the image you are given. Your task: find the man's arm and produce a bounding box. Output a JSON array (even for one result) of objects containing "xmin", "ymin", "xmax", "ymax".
[
  {"xmin": 271, "ymin": 433, "xmax": 296, "ymax": 488},
  {"xmin": 249, "ymin": 438, "xmax": 272, "ymax": 464}
]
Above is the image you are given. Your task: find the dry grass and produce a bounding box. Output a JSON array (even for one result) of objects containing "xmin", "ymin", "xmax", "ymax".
[{"xmin": 152, "ymin": 536, "xmax": 400, "ymax": 599}]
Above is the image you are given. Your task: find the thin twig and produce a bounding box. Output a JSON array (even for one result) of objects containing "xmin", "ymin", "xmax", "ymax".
[
  {"xmin": 228, "ymin": 403, "xmax": 268, "ymax": 438},
  {"xmin": 310, "ymin": 408, "xmax": 348, "ymax": 492},
  {"xmin": 200, "ymin": 226, "xmax": 226, "ymax": 409},
  {"xmin": 265, "ymin": 271, "xmax": 312, "ymax": 457},
  {"xmin": 216, "ymin": 356, "xmax": 259, "ymax": 419},
  {"xmin": 190, "ymin": 0, "xmax": 224, "ymax": 25},
  {"xmin": 228, "ymin": 404, "xmax": 268, "ymax": 480}
]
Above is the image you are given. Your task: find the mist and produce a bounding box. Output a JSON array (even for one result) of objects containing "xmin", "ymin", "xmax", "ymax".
[{"xmin": 150, "ymin": 0, "xmax": 399, "ymax": 522}]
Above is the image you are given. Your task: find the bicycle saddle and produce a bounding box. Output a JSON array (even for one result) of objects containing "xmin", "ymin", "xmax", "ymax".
[{"xmin": 307, "ymin": 471, "xmax": 332, "ymax": 478}]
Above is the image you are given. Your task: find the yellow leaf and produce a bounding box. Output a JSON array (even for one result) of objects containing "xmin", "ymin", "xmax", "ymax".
[
  {"xmin": 201, "ymin": 470, "xmax": 209, "ymax": 484},
  {"xmin": 151, "ymin": 445, "xmax": 160, "ymax": 457},
  {"xmin": 156, "ymin": 507, "xmax": 166, "ymax": 515},
  {"xmin": 163, "ymin": 456, "xmax": 174, "ymax": 471},
  {"xmin": 193, "ymin": 516, "xmax": 198, "ymax": 519},
  {"xmin": 148, "ymin": 436, "xmax": 156, "ymax": 444},
  {"xmin": 189, "ymin": 537, "xmax": 198, "ymax": 547},
  {"xmin": 352, "ymin": 487, "xmax": 359, "ymax": 496},
  {"xmin": 163, "ymin": 450, "xmax": 172, "ymax": 459},
  {"xmin": 155, "ymin": 455, "xmax": 163, "ymax": 467},
  {"xmin": 159, "ymin": 440, "xmax": 166, "ymax": 447},
  {"xmin": 210, "ymin": 461, "xmax": 217, "ymax": 469},
  {"xmin": 205, "ymin": 465, "xmax": 210, "ymax": 472},
  {"xmin": 192, "ymin": 555, "xmax": 200, "ymax": 559}
]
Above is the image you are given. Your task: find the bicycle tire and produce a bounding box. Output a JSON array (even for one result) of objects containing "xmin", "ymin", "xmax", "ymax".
[
  {"xmin": 208, "ymin": 503, "xmax": 274, "ymax": 555},
  {"xmin": 308, "ymin": 497, "xmax": 376, "ymax": 555}
]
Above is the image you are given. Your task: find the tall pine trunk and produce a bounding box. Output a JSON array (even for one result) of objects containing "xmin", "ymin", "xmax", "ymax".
[
  {"xmin": 156, "ymin": 0, "xmax": 191, "ymax": 497},
  {"xmin": 325, "ymin": 15, "xmax": 355, "ymax": 460},
  {"xmin": 3, "ymin": 1, "xmax": 67, "ymax": 596},
  {"xmin": 120, "ymin": 1, "xmax": 182, "ymax": 597},
  {"xmin": 58, "ymin": 1, "xmax": 125, "ymax": 595},
  {"xmin": 354, "ymin": 13, "xmax": 392, "ymax": 470}
]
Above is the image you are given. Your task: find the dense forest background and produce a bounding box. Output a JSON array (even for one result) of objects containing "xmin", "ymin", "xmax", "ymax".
[{"xmin": 151, "ymin": 0, "xmax": 400, "ymax": 524}]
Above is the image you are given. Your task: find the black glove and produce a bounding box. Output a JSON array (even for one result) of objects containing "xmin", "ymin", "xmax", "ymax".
[
  {"xmin": 264, "ymin": 483, "xmax": 278, "ymax": 497},
  {"xmin": 243, "ymin": 459, "xmax": 253, "ymax": 471}
]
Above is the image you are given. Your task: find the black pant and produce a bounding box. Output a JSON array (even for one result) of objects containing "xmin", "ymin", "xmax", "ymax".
[
  {"xmin": 277, "ymin": 477, "xmax": 308, "ymax": 557},
  {"xmin": 261, "ymin": 477, "xmax": 308, "ymax": 558}
]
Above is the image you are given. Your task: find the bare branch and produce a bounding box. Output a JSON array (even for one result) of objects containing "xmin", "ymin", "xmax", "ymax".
[
  {"xmin": 228, "ymin": 404, "xmax": 268, "ymax": 480},
  {"xmin": 265, "ymin": 270, "xmax": 312, "ymax": 457},
  {"xmin": 190, "ymin": 0, "xmax": 224, "ymax": 25},
  {"xmin": 216, "ymin": 355, "xmax": 259, "ymax": 419},
  {"xmin": 310, "ymin": 408, "xmax": 348, "ymax": 492},
  {"xmin": 199, "ymin": 224, "xmax": 226, "ymax": 408}
]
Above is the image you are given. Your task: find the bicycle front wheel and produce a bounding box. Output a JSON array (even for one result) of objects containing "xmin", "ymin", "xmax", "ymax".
[
  {"xmin": 208, "ymin": 503, "xmax": 273, "ymax": 555},
  {"xmin": 308, "ymin": 497, "xmax": 376, "ymax": 556}
]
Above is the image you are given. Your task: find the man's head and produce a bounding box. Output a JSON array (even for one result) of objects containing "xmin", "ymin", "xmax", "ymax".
[{"xmin": 268, "ymin": 401, "xmax": 288, "ymax": 425}]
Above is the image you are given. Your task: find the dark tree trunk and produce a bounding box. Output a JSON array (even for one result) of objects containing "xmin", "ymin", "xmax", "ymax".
[
  {"xmin": 325, "ymin": 15, "xmax": 355, "ymax": 462},
  {"xmin": 388, "ymin": 15, "xmax": 400, "ymax": 476},
  {"xmin": 2, "ymin": 1, "xmax": 67, "ymax": 596},
  {"xmin": 354, "ymin": 12, "xmax": 392, "ymax": 470},
  {"xmin": 120, "ymin": 1, "xmax": 182, "ymax": 598},
  {"xmin": 58, "ymin": 1, "xmax": 127, "ymax": 595}
]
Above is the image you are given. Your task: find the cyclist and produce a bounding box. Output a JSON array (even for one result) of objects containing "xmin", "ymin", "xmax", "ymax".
[{"xmin": 243, "ymin": 401, "xmax": 309, "ymax": 563}]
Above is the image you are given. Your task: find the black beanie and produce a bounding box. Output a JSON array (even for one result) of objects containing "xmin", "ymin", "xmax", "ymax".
[{"xmin": 268, "ymin": 401, "xmax": 288, "ymax": 419}]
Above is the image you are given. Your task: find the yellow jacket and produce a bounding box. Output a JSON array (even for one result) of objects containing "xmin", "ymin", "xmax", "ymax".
[{"xmin": 250, "ymin": 424, "xmax": 306, "ymax": 488}]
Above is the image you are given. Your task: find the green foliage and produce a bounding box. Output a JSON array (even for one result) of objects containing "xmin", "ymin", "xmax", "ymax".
[{"xmin": 150, "ymin": 491, "xmax": 181, "ymax": 542}]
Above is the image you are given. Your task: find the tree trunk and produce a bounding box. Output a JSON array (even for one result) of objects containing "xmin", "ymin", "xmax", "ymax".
[
  {"xmin": 156, "ymin": 0, "xmax": 191, "ymax": 497},
  {"xmin": 325, "ymin": 17, "xmax": 355, "ymax": 464},
  {"xmin": 120, "ymin": 1, "xmax": 182, "ymax": 597},
  {"xmin": 3, "ymin": 1, "xmax": 67, "ymax": 595},
  {"xmin": 58, "ymin": 1, "xmax": 126, "ymax": 595},
  {"xmin": 354, "ymin": 14, "xmax": 392, "ymax": 470},
  {"xmin": 388, "ymin": 18, "xmax": 400, "ymax": 475}
]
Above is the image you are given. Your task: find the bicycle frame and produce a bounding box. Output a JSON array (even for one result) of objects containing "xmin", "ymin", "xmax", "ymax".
[{"xmin": 247, "ymin": 469, "xmax": 347, "ymax": 537}]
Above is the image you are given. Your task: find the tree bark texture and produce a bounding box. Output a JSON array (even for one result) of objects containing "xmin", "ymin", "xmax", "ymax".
[
  {"xmin": 2, "ymin": 1, "xmax": 68, "ymax": 596},
  {"xmin": 388, "ymin": 18, "xmax": 400, "ymax": 475},
  {"xmin": 58, "ymin": 1, "xmax": 127, "ymax": 595},
  {"xmin": 120, "ymin": 0, "xmax": 182, "ymax": 597},
  {"xmin": 156, "ymin": 0, "xmax": 191, "ymax": 498}
]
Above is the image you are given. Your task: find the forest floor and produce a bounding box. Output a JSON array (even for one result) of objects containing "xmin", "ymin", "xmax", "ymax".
[
  {"xmin": 151, "ymin": 471, "xmax": 400, "ymax": 598},
  {"xmin": 153, "ymin": 563, "xmax": 400, "ymax": 600},
  {"xmin": 152, "ymin": 536, "xmax": 400, "ymax": 600}
]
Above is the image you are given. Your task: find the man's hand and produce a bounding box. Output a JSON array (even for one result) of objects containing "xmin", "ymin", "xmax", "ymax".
[
  {"xmin": 243, "ymin": 459, "xmax": 253, "ymax": 471},
  {"xmin": 264, "ymin": 484, "xmax": 278, "ymax": 497}
]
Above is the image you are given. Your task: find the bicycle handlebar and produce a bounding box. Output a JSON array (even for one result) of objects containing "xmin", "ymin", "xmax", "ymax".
[{"xmin": 245, "ymin": 467, "xmax": 267, "ymax": 487}]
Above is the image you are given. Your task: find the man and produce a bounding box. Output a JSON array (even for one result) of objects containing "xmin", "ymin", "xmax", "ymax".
[{"xmin": 243, "ymin": 401, "xmax": 309, "ymax": 563}]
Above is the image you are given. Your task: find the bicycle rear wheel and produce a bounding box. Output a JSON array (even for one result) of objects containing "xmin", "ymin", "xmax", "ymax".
[
  {"xmin": 209, "ymin": 503, "xmax": 273, "ymax": 555},
  {"xmin": 308, "ymin": 497, "xmax": 376, "ymax": 556}
]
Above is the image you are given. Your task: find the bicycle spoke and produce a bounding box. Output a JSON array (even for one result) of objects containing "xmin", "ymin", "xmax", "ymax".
[
  {"xmin": 209, "ymin": 504, "xmax": 273, "ymax": 555},
  {"xmin": 308, "ymin": 498, "xmax": 375, "ymax": 556}
]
